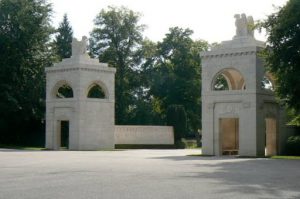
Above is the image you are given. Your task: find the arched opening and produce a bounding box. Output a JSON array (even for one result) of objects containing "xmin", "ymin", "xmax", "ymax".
[
  {"xmin": 261, "ymin": 75, "xmax": 274, "ymax": 91},
  {"xmin": 87, "ymin": 84, "xmax": 106, "ymax": 98},
  {"xmin": 212, "ymin": 68, "xmax": 245, "ymax": 91},
  {"xmin": 56, "ymin": 84, "xmax": 73, "ymax": 98}
]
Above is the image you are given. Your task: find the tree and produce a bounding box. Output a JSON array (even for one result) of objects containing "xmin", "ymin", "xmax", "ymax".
[
  {"xmin": 54, "ymin": 14, "xmax": 73, "ymax": 60},
  {"xmin": 0, "ymin": 0, "xmax": 53, "ymax": 145},
  {"xmin": 260, "ymin": 0, "xmax": 300, "ymax": 113},
  {"xmin": 149, "ymin": 27, "xmax": 208, "ymax": 134},
  {"xmin": 89, "ymin": 6, "xmax": 145, "ymax": 124},
  {"xmin": 124, "ymin": 39, "xmax": 163, "ymax": 125},
  {"xmin": 167, "ymin": 105, "xmax": 187, "ymax": 141}
]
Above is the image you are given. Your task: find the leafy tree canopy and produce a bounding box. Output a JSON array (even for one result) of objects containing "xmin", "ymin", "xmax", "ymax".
[
  {"xmin": 260, "ymin": 0, "xmax": 300, "ymax": 112},
  {"xmin": 89, "ymin": 6, "xmax": 145, "ymax": 124},
  {"xmin": 149, "ymin": 27, "xmax": 208, "ymax": 133},
  {"xmin": 0, "ymin": 0, "xmax": 53, "ymax": 145}
]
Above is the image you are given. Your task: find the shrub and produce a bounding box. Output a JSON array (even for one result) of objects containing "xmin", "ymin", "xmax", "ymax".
[{"xmin": 285, "ymin": 136, "xmax": 300, "ymax": 155}]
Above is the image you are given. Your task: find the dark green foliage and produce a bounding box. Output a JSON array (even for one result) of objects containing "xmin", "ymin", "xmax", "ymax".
[
  {"xmin": 89, "ymin": 6, "xmax": 145, "ymax": 124},
  {"xmin": 167, "ymin": 105, "xmax": 187, "ymax": 141},
  {"xmin": 87, "ymin": 84, "xmax": 105, "ymax": 98},
  {"xmin": 0, "ymin": 0, "xmax": 53, "ymax": 145},
  {"xmin": 287, "ymin": 108, "xmax": 300, "ymax": 126},
  {"xmin": 260, "ymin": 0, "xmax": 300, "ymax": 112},
  {"xmin": 126, "ymin": 87, "xmax": 163, "ymax": 125},
  {"xmin": 285, "ymin": 135, "xmax": 300, "ymax": 155},
  {"xmin": 54, "ymin": 14, "xmax": 73, "ymax": 60},
  {"xmin": 125, "ymin": 39, "xmax": 161, "ymax": 125},
  {"xmin": 149, "ymin": 27, "xmax": 208, "ymax": 133}
]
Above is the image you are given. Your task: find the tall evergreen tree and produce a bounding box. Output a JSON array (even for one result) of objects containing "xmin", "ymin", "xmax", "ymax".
[
  {"xmin": 54, "ymin": 14, "xmax": 73, "ymax": 60},
  {"xmin": 0, "ymin": 0, "xmax": 53, "ymax": 145}
]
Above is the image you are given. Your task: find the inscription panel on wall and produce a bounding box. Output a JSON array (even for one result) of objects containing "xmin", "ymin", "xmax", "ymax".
[{"xmin": 115, "ymin": 126, "xmax": 174, "ymax": 145}]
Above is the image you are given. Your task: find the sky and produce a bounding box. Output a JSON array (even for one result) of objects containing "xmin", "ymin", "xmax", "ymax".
[{"xmin": 49, "ymin": 0, "xmax": 288, "ymax": 44}]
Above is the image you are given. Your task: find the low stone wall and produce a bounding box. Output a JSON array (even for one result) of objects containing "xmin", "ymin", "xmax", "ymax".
[{"xmin": 114, "ymin": 125, "xmax": 174, "ymax": 145}]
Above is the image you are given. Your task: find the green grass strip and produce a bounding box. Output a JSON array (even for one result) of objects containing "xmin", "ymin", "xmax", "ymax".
[
  {"xmin": 271, "ymin": 156, "xmax": 300, "ymax": 160},
  {"xmin": 0, "ymin": 145, "xmax": 45, "ymax": 150}
]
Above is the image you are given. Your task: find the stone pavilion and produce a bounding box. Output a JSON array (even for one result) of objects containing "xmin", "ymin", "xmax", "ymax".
[
  {"xmin": 45, "ymin": 36, "xmax": 116, "ymax": 150},
  {"xmin": 200, "ymin": 14, "xmax": 286, "ymax": 156}
]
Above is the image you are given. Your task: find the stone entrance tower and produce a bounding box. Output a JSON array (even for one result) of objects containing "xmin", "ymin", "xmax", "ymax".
[
  {"xmin": 45, "ymin": 36, "xmax": 116, "ymax": 150},
  {"xmin": 200, "ymin": 14, "xmax": 285, "ymax": 156}
]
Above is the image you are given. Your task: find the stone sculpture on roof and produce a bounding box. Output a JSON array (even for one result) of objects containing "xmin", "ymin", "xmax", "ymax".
[
  {"xmin": 71, "ymin": 36, "xmax": 88, "ymax": 56},
  {"xmin": 234, "ymin": 13, "xmax": 254, "ymax": 38}
]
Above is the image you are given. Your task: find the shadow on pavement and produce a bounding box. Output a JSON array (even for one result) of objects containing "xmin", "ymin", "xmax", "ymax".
[{"xmin": 149, "ymin": 155, "xmax": 300, "ymax": 199}]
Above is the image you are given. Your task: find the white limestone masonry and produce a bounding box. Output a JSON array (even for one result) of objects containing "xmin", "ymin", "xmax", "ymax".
[
  {"xmin": 200, "ymin": 14, "xmax": 286, "ymax": 156},
  {"xmin": 45, "ymin": 37, "xmax": 116, "ymax": 150},
  {"xmin": 115, "ymin": 126, "xmax": 174, "ymax": 145}
]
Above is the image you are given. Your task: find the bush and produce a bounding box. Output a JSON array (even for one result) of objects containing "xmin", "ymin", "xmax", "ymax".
[
  {"xmin": 167, "ymin": 105, "xmax": 187, "ymax": 141},
  {"xmin": 285, "ymin": 136, "xmax": 300, "ymax": 155},
  {"xmin": 174, "ymin": 138, "xmax": 199, "ymax": 149}
]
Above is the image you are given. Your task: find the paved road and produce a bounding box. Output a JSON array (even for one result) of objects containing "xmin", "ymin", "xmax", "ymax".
[{"xmin": 0, "ymin": 149, "xmax": 300, "ymax": 199}]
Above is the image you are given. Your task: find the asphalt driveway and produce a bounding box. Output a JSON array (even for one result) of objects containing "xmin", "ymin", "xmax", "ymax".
[{"xmin": 0, "ymin": 149, "xmax": 300, "ymax": 199}]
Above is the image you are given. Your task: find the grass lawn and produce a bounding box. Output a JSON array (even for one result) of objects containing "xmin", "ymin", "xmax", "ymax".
[
  {"xmin": 0, "ymin": 145, "xmax": 45, "ymax": 150},
  {"xmin": 186, "ymin": 153, "xmax": 300, "ymax": 160},
  {"xmin": 271, "ymin": 156, "xmax": 300, "ymax": 160},
  {"xmin": 187, "ymin": 154, "xmax": 214, "ymax": 157}
]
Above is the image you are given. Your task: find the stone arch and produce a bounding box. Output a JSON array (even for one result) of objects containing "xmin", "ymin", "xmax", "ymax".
[
  {"xmin": 52, "ymin": 80, "xmax": 74, "ymax": 99},
  {"xmin": 86, "ymin": 81, "xmax": 108, "ymax": 99},
  {"xmin": 211, "ymin": 68, "xmax": 246, "ymax": 90}
]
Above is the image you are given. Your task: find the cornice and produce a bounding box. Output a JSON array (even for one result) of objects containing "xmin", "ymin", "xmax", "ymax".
[{"xmin": 45, "ymin": 66, "xmax": 116, "ymax": 74}]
